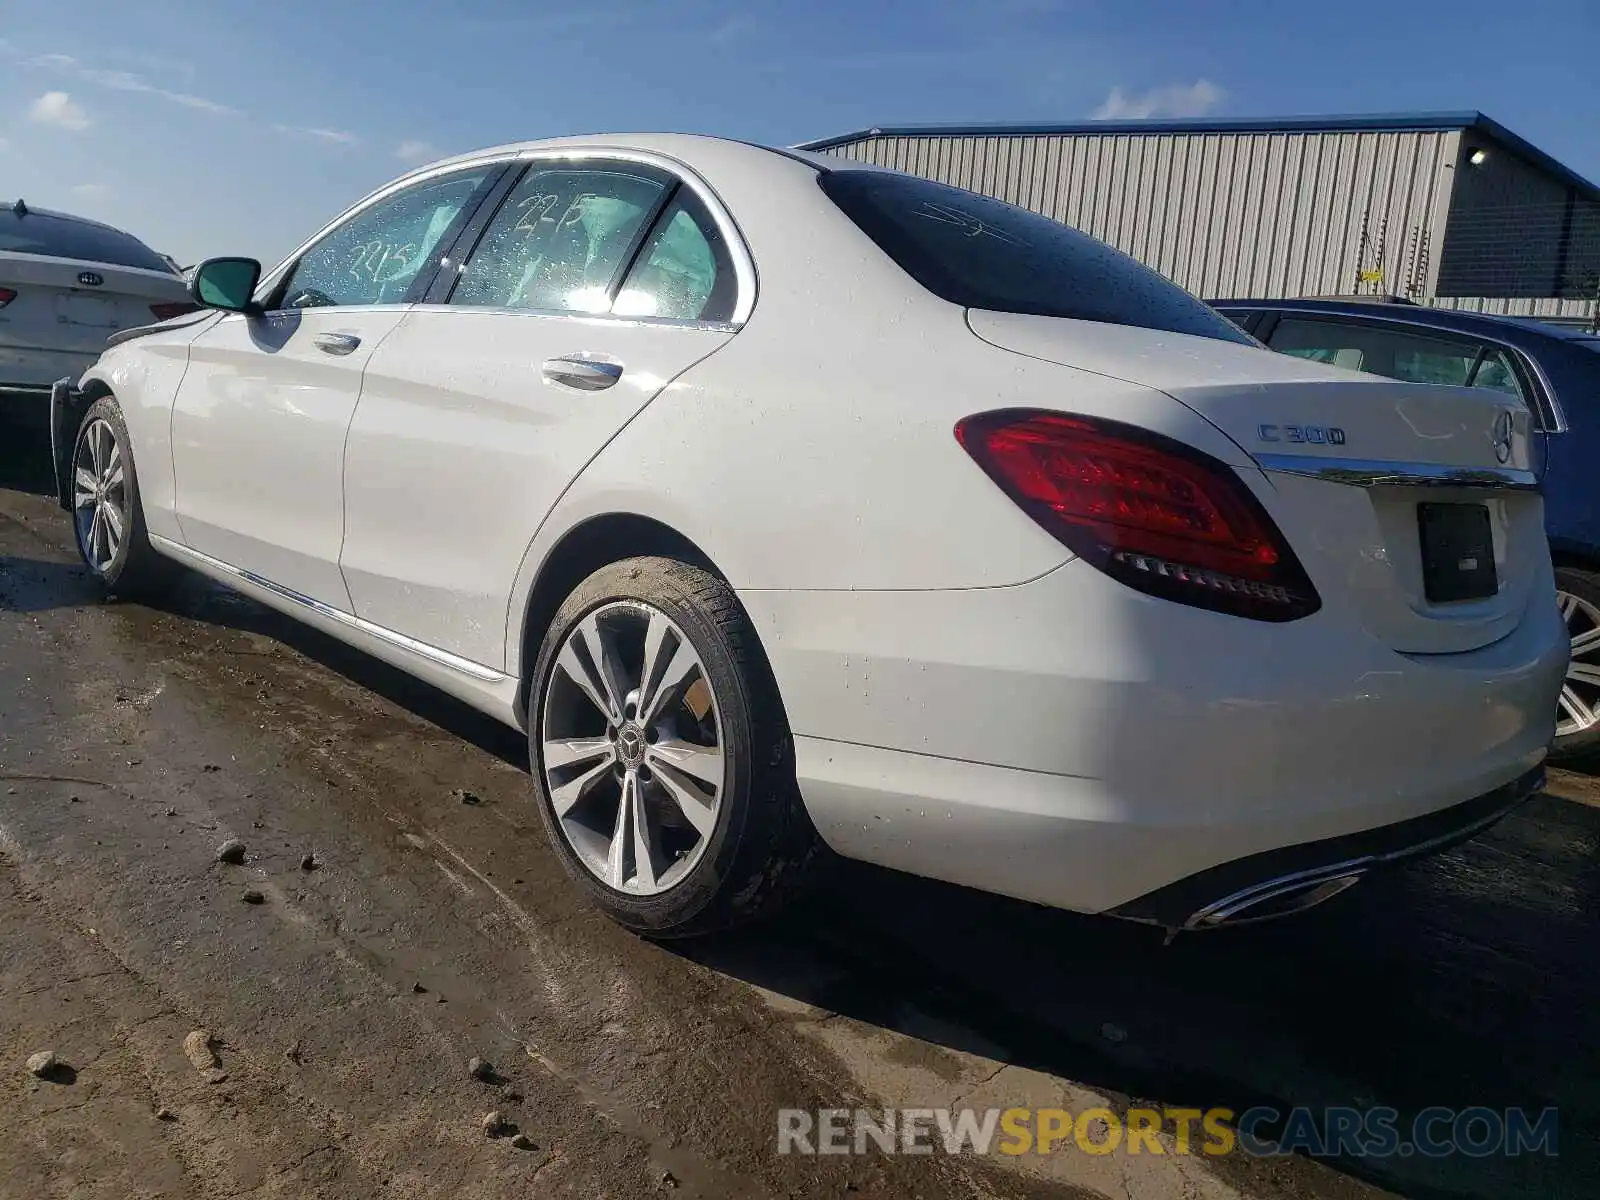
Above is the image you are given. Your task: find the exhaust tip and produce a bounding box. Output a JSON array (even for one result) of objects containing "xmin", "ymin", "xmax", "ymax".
[{"xmin": 1189, "ymin": 870, "xmax": 1364, "ymax": 929}]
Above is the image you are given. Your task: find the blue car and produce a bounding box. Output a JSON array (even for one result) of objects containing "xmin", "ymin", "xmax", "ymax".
[{"xmin": 1211, "ymin": 297, "xmax": 1600, "ymax": 762}]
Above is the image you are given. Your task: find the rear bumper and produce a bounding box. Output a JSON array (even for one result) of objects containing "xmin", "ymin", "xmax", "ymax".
[
  {"xmin": 1109, "ymin": 765, "xmax": 1544, "ymax": 928},
  {"xmin": 1, "ymin": 345, "xmax": 96, "ymax": 390},
  {"xmin": 750, "ymin": 554, "xmax": 1568, "ymax": 915}
]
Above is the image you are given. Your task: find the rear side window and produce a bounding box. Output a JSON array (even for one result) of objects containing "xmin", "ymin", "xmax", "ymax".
[
  {"xmin": 820, "ymin": 170, "xmax": 1251, "ymax": 345},
  {"xmin": 0, "ymin": 210, "xmax": 174, "ymax": 274},
  {"xmin": 613, "ymin": 190, "xmax": 736, "ymax": 323}
]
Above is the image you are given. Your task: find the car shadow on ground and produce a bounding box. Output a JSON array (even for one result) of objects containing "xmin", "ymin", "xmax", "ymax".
[
  {"xmin": 127, "ymin": 564, "xmax": 1599, "ymax": 1199},
  {"xmin": 678, "ymin": 793, "xmax": 1600, "ymax": 1200},
  {"xmin": 0, "ymin": 406, "xmax": 58, "ymax": 497},
  {"xmin": 50, "ymin": 555, "xmax": 1600, "ymax": 1200}
]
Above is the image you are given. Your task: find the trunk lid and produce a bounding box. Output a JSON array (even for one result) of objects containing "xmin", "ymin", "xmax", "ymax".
[
  {"xmin": 0, "ymin": 252, "xmax": 192, "ymax": 355},
  {"xmin": 969, "ymin": 310, "xmax": 1548, "ymax": 655}
]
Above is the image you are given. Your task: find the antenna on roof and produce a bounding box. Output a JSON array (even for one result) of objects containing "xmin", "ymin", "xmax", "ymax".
[{"xmin": 11, "ymin": 198, "xmax": 27, "ymax": 216}]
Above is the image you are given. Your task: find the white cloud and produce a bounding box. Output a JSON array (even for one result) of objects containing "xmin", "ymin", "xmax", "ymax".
[
  {"xmin": 31, "ymin": 52, "xmax": 76, "ymax": 68},
  {"xmin": 71, "ymin": 183, "xmax": 110, "ymax": 200},
  {"xmin": 82, "ymin": 68, "xmax": 237, "ymax": 116},
  {"xmin": 29, "ymin": 91, "xmax": 89, "ymax": 131},
  {"xmin": 395, "ymin": 138, "xmax": 437, "ymax": 164},
  {"xmin": 710, "ymin": 14, "xmax": 756, "ymax": 44},
  {"xmin": 1092, "ymin": 79, "xmax": 1223, "ymax": 120},
  {"xmin": 272, "ymin": 124, "xmax": 357, "ymax": 145}
]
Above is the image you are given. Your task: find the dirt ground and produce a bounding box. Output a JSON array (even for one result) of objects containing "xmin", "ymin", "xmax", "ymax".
[{"xmin": 1, "ymin": 408, "xmax": 1596, "ymax": 1200}]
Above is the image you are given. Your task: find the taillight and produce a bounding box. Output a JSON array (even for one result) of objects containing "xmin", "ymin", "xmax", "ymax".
[
  {"xmin": 0, "ymin": 287, "xmax": 15, "ymax": 309},
  {"xmin": 955, "ymin": 410, "xmax": 1320, "ymax": 622},
  {"xmin": 149, "ymin": 301, "xmax": 200, "ymax": 321}
]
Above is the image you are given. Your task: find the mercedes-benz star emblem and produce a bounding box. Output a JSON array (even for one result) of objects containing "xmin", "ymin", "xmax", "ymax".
[
  {"xmin": 1490, "ymin": 409, "xmax": 1514, "ymax": 465},
  {"xmin": 616, "ymin": 725, "xmax": 645, "ymax": 767}
]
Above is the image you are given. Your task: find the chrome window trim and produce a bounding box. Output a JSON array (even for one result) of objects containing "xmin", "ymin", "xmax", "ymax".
[
  {"xmin": 1215, "ymin": 304, "xmax": 1570, "ymax": 434},
  {"xmin": 150, "ymin": 535, "xmax": 510, "ymax": 683},
  {"xmin": 257, "ymin": 146, "xmax": 758, "ymax": 328},
  {"xmin": 1254, "ymin": 453, "xmax": 1540, "ymax": 491},
  {"xmin": 404, "ymin": 302, "xmax": 738, "ymax": 335}
]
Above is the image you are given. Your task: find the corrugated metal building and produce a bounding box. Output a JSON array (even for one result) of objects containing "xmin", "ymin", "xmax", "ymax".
[{"xmin": 798, "ymin": 113, "xmax": 1600, "ymax": 323}]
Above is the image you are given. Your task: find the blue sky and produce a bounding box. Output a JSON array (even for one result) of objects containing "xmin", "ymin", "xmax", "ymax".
[{"xmin": 2, "ymin": 0, "xmax": 1595, "ymax": 267}]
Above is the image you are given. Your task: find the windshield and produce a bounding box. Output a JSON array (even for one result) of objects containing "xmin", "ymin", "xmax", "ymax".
[
  {"xmin": 820, "ymin": 169, "xmax": 1252, "ymax": 344},
  {"xmin": 0, "ymin": 209, "xmax": 176, "ymax": 274}
]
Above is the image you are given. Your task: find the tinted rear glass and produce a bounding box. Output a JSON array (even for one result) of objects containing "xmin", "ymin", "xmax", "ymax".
[
  {"xmin": 0, "ymin": 210, "xmax": 174, "ymax": 273},
  {"xmin": 820, "ymin": 170, "xmax": 1251, "ymax": 344}
]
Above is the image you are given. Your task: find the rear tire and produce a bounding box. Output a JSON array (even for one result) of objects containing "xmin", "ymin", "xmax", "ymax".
[
  {"xmin": 1552, "ymin": 566, "xmax": 1600, "ymax": 763},
  {"xmin": 70, "ymin": 396, "xmax": 177, "ymax": 600},
  {"xmin": 527, "ymin": 556, "xmax": 820, "ymax": 937}
]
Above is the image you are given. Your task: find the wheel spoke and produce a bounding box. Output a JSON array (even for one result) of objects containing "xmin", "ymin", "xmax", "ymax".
[
  {"xmin": 74, "ymin": 467, "xmax": 98, "ymax": 501},
  {"xmin": 640, "ymin": 638, "xmax": 699, "ymax": 727},
  {"xmin": 543, "ymin": 736, "xmax": 613, "ymax": 772},
  {"xmin": 1570, "ymin": 626, "xmax": 1600, "ymax": 659},
  {"xmin": 1569, "ymin": 664, "xmax": 1600, "ymax": 690},
  {"xmin": 103, "ymin": 440, "xmax": 121, "ymax": 485},
  {"xmin": 102, "ymin": 500, "xmax": 125, "ymax": 544},
  {"xmin": 1560, "ymin": 591, "xmax": 1580, "ymax": 622},
  {"xmin": 1560, "ymin": 685, "xmax": 1597, "ymax": 729},
  {"xmin": 556, "ymin": 639, "xmax": 619, "ymax": 725},
  {"xmin": 90, "ymin": 422, "xmax": 108, "ymax": 476},
  {"xmin": 86, "ymin": 507, "xmax": 103, "ymax": 564},
  {"xmin": 549, "ymin": 752, "xmax": 614, "ymax": 817},
  {"xmin": 577, "ymin": 613, "xmax": 630, "ymax": 720},
  {"xmin": 648, "ymin": 737, "xmax": 723, "ymax": 787},
  {"xmin": 606, "ymin": 772, "xmax": 634, "ymax": 887},
  {"xmin": 649, "ymin": 757, "xmax": 718, "ymax": 839},
  {"xmin": 629, "ymin": 771, "xmax": 658, "ymax": 892}
]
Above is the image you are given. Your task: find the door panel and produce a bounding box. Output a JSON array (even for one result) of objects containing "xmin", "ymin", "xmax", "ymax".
[
  {"xmin": 170, "ymin": 308, "xmax": 408, "ymax": 608},
  {"xmin": 339, "ymin": 307, "xmax": 732, "ymax": 667}
]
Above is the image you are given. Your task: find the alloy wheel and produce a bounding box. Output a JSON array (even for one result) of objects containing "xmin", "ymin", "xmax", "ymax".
[
  {"xmin": 540, "ymin": 601, "xmax": 725, "ymax": 895},
  {"xmin": 73, "ymin": 418, "xmax": 126, "ymax": 574},
  {"xmin": 1558, "ymin": 588, "xmax": 1600, "ymax": 737}
]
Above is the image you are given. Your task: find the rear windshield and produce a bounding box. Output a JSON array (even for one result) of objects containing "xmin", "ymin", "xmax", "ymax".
[
  {"xmin": 0, "ymin": 210, "xmax": 175, "ymax": 274},
  {"xmin": 820, "ymin": 170, "xmax": 1251, "ymax": 344}
]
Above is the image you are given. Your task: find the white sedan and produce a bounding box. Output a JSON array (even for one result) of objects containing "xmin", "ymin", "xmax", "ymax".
[
  {"xmin": 2, "ymin": 199, "xmax": 194, "ymax": 395},
  {"xmin": 50, "ymin": 135, "xmax": 1567, "ymax": 936}
]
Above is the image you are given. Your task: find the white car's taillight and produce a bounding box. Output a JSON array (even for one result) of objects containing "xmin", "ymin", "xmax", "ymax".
[{"xmin": 956, "ymin": 409, "xmax": 1321, "ymax": 622}]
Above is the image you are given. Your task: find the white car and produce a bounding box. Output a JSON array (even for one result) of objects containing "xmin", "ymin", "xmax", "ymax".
[
  {"xmin": 50, "ymin": 135, "xmax": 1567, "ymax": 936},
  {"xmin": 2, "ymin": 199, "xmax": 195, "ymax": 395}
]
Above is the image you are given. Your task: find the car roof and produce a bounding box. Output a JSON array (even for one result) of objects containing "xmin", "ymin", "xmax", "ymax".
[
  {"xmin": 2, "ymin": 201, "xmax": 148, "ymax": 239},
  {"xmin": 1207, "ymin": 296, "xmax": 1590, "ymax": 348}
]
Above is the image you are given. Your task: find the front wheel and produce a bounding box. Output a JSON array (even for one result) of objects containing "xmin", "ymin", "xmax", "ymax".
[
  {"xmin": 70, "ymin": 396, "xmax": 176, "ymax": 599},
  {"xmin": 1553, "ymin": 567, "xmax": 1600, "ymax": 763},
  {"xmin": 528, "ymin": 556, "xmax": 819, "ymax": 937}
]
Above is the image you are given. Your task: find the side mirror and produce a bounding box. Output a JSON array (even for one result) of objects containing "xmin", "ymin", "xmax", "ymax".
[{"xmin": 189, "ymin": 257, "xmax": 263, "ymax": 314}]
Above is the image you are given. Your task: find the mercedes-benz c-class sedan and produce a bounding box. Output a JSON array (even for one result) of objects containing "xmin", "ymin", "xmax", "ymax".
[{"xmin": 49, "ymin": 135, "xmax": 1567, "ymax": 937}]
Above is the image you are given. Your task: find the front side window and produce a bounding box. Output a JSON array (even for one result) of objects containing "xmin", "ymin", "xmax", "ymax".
[
  {"xmin": 451, "ymin": 166, "xmax": 668, "ymax": 314},
  {"xmin": 820, "ymin": 169, "xmax": 1252, "ymax": 344},
  {"xmin": 613, "ymin": 191, "xmax": 734, "ymax": 322},
  {"xmin": 274, "ymin": 168, "xmax": 491, "ymax": 309}
]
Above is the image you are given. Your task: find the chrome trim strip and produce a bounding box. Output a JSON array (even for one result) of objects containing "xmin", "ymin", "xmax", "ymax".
[
  {"xmin": 149, "ymin": 536, "xmax": 509, "ymax": 683},
  {"xmin": 1254, "ymin": 453, "xmax": 1540, "ymax": 491},
  {"xmin": 1214, "ymin": 303, "xmax": 1570, "ymax": 433},
  {"xmin": 403, "ymin": 303, "xmax": 738, "ymax": 335}
]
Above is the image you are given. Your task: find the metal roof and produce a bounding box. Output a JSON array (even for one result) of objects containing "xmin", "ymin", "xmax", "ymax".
[{"xmin": 796, "ymin": 112, "xmax": 1600, "ymax": 201}]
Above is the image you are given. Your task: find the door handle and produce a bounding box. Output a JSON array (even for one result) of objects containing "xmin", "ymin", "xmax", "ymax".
[
  {"xmin": 313, "ymin": 332, "xmax": 362, "ymax": 356},
  {"xmin": 541, "ymin": 357, "xmax": 622, "ymax": 391}
]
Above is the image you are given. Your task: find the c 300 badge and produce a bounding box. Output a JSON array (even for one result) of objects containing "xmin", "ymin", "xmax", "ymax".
[{"xmin": 1257, "ymin": 423, "xmax": 1346, "ymax": 446}]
